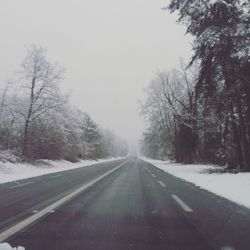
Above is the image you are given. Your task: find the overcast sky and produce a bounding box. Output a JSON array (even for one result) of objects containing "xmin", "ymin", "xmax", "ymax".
[{"xmin": 0, "ymin": 0, "xmax": 192, "ymax": 146}]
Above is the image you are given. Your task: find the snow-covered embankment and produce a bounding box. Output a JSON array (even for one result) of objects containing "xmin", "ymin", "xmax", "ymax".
[
  {"xmin": 0, "ymin": 157, "xmax": 124, "ymax": 184},
  {"xmin": 142, "ymin": 157, "xmax": 250, "ymax": 209}
]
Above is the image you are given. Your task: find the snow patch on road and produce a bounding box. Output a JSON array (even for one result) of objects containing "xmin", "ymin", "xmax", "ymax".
[
  {"xmin": 142, "ymin": 157, "xmax": 250, "ymax": 209},
  {"xmin": 0, "ymin": 243, "xmax": 24, "ymax": 250},
  {"xmin": 0, "ymin": 157, "xmax": 124, "ymax": 184}
]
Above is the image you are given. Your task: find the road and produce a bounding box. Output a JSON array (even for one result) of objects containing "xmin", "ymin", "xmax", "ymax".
[{"xmin": 1, "ymin": 158, "xmax": 250, "ymax": 249}]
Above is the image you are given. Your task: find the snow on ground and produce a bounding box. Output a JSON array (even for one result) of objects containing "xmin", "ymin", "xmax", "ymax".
[
  {"xmin": 0, "ymin": 150, "xmax": 21, "ymax": 163},
  {"xmin": 142, "ymin": 157, "xmax": 250, "ymax": 209},
  {"xmin": 0, "ymin": 243, "xmax": 24, "ymax": 250},
  {"xmin": 0, "ymin": 157, "xmax": 124, "ymax": 185}
]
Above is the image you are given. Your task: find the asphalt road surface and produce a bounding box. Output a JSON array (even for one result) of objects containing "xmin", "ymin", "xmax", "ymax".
[{"xmin": 1, "ymin": 158, "xmax": 250, "ymax": 250}]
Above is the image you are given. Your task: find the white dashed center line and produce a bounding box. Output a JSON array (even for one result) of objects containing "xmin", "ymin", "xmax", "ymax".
[
  {"xmin": 221, "ymin": 247, "xmax": 236, "ymax": 250},
  {"xmin": 158, "ymin": 180, "xmax": 166, "ymax": 187},
  {"xmin": 151, "ymin": 174, "xmax": 156, "ymax": 178},
  {"xmin": 172, "ymin": 194, "xmax": 193, "ymax": 212}
]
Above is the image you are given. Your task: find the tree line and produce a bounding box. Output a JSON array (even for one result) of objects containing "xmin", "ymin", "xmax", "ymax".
[
  {"xmin": 140, "ymin": 0, "xmax": 250, "ymax": 171},
  {"xmin": 0, "ymin": 46, "xmax": 128, "ymax": 161}
]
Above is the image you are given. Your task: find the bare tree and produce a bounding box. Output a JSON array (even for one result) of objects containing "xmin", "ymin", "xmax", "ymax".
[
  {"xmin": 140, "ymin": 63, "xmax": 198, "ymax": 162},
  {"xmin": 19, "ymin": 45, "xmax": 66, "ymax": 158}
]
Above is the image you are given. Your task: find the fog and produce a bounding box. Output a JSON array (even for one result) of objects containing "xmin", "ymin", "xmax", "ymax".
[{"xmin": 0, "ymin": 0, "xmax": 192, "ymax": 146}]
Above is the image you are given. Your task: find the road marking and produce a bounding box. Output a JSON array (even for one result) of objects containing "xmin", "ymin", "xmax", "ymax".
[
  {"xmin": 221, "ymin": 247, "xmax": 236, "ymax": 250},
  {"xmin": 0, "ymin": 160, "xmax": 129, "ymax": 242},
  {"xmin": 172, "ymin": 194, "xmax": 193, "ymax": 212},
  {"xmin": 151, "ymin": 174, "xmax": 156, "ymax": 178},
  {"xmin": 50, "ymin": 174, "xmax": 61, "ymax": 179},
  {"xmin": 8, "ymin": 182, "xmax": 34, "ymax": 189},
  {"xmin": 158, "ymin": 180, "xmax": 166, "ymax": 187}
]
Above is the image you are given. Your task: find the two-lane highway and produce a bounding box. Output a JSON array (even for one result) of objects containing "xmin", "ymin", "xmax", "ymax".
[{"xmin": 1, "ymin": 158, "xmax": 250, "ymax": 249}]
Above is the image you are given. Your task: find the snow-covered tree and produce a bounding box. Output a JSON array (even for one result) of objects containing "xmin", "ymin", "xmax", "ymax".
[
  {"xmin": 140, "ymin": 65, "xmax": 198, "ymax": 162},
  {"xmin": 18, "ymin": 45, "xmax": 67, "ymax": 158},
  {"xmin": 167, "ymin": 0, "xmax": 250, "ymax": 169},
  {"xmin": 0, "ymin": 45, "xmax": 128, "ymax": 162}
]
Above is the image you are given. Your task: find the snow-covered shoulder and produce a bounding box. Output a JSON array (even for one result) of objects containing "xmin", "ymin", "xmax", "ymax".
[
  {"xmin": 142, "ymin": 157, "xmax": 250, "ymax": 209},
  {"xmin": 0, "ymin": 157, "xmax": 125, "ymax": 185}
]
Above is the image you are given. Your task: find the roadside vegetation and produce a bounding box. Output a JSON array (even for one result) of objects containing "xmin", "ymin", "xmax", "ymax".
[
  {"xmin": 0, "ymin": 46, "xmax": 128, "ymax": 162},
  {"xmin": 140, "ymin": 0, "xmax": 250, "ymax": 171}
]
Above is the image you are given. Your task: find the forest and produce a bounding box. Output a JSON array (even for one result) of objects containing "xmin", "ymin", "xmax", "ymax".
[
  {"xmin": 0, "ymin": 46, "xmax": 128, "ymax": 161},
  {"xmin": 140, "ymin": 0, "xmax": 250, "ymax": 171}
]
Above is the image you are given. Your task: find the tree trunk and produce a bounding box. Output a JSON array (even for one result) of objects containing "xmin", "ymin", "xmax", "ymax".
[
  {"xmin": 223, "ymin": 59, "xmax": 250, "ymax": 170},
  {"xmin": 236, "ymin": 96, "xmax": 250, "ymax": 171},
  {"xmin": 22, "ymin": 77, "xmax": 35, "ymax": 158}
]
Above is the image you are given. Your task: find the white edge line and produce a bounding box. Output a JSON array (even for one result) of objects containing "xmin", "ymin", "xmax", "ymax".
[
  {"xmin": 158, "ymin": 180, "xmax": 166, "ymax": 187},
  {"xmin": 172, "ymin": 194, "xmax": 193, "ymax": 212},
  {"xmin": 0, "ymin": 159, "xmax": 129, "ymax": 242}
]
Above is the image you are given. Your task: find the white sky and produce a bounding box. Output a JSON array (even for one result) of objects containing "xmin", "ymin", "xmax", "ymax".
[{"xmin": 0, "ymin": 0, "xmax": 192, "ymax": 147}]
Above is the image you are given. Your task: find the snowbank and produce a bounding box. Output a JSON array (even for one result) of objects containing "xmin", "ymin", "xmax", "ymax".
[
  {"xmin": 0, "ymin": 157, "xmax": 124, "ymax": 184},
  {"xmin": 142, "ymin": 157, "xmax": 250, "ymax": 209},
  {"xmin": 0, "ymin": 150, "xmax": 21, "ymax": 163},
  {"xmin": 0, "ymin": 243, "xmax": 24, "ymax": 250}
]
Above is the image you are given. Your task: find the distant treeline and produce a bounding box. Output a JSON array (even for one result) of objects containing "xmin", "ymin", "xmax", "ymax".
[
  {"xmin": 0, "ymin": 46, "xmax": 128, "ymax": 161},
  {"xmin": 140, "ymin": 0, "xmax": 250, "ymax": 171}
]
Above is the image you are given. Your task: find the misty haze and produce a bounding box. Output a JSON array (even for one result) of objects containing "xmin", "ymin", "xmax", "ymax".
[{"xmin": 0, "ymin": 0, "xmax": 249, "ymax": 250}]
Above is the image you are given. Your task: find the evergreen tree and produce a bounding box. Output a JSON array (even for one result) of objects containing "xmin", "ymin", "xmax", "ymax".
[{"xmin": 168, "ymin": 0, "xmax": 250, "ymax": 169}]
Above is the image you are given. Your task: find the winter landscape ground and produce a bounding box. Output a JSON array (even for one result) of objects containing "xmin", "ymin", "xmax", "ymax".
[
  {"xmin": 0, "ymin": 155, "xmax": 125, "ymax": 250},
  {"xmin": 2, "ymin": 157, "xmax": 250, "ymax": 250},
  {"xmin": 0, "ymin": 0, "xmax": 249, "ymax": 249},
  {"xmin": 0, "ymin": 150, "xmax": 124, "ymax": 184},
  {"xmin": 143, "ymin": 157, "xmax": 250, "ymax": 209}
]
